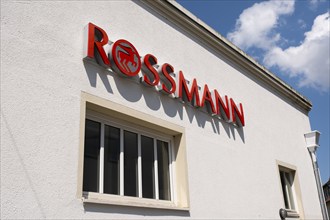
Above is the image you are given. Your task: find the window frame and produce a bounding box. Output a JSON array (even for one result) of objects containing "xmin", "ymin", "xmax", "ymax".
[
  {"xmin": 85, "ymin": 111, "xmax": 176, "ymax": 201},
  {"xmin": 279, "ymin": 168, "xmax": 297, "ymax": 211},
  {"xmin": 277, "ymin": 161, "xmax": 304, "ymax": 218},
  {"xmin": 77, "ymin": 92, "xmax": 190, "ymax": 211}
]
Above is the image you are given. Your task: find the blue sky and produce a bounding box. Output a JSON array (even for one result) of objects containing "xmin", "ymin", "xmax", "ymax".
[{"xmin": 177, "ymin": 0, "xmax": 329, "ymax": 184}]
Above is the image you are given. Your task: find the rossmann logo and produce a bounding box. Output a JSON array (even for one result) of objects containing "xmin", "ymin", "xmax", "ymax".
[
  {"xmin": 110, "ymin": 39, "xmax": 141, "ymax": 76},
  {"xmin": 84, "ymin": 23, "xmax": 245, "ymax": 127}
]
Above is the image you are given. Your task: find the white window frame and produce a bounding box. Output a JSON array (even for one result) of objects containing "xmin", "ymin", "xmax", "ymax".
[
  {"xmin": 279, "ymin": 169, "xmax": 297, "ymax": 211},
  {"xmin": 85, "ymin": 111, "xmax": 175, "ymax": 202},
  {"xmin": 77, "ymin": 92, "xmax": 190, "ymax": 211},
  {"xmin": 277, "ymin": 161, "xmax": 304, "ymax": 218}
]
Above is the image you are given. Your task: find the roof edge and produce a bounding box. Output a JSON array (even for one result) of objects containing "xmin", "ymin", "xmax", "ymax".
[{"xmin": 139, "ymin": 0, "xmax": 312, "ymax": 112}]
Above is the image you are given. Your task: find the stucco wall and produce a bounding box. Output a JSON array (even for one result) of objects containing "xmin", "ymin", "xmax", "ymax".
[{"xmin": 1, "ymin": 1, "xmax": 322, "ymax": 219}]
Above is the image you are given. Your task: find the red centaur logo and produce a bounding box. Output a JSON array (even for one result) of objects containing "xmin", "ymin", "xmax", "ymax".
[{"xmin": 111, "ymin": 39, "xmax": 141, "ymax": 77}]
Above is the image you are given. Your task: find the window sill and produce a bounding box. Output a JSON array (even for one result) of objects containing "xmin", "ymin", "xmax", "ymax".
[
  {"xmin": 82, "ymin": 192, "xmax": 189, "ymax": 211},
  {"xmin": 280, "ymin": 208, "xmax": 300, "ymax": 219}
]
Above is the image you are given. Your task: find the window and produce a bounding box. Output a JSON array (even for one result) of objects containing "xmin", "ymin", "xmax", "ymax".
[
  {"xmin": 279, "ymin": 169, "xmax": 296, "ymax": 210},
  {"xmin": 277, "ymin": 163, "xmax": 304, "ymax": 218},
  {"xmin": 83, "ymin": 117, "xmax": 173, "ymax": 201},
  {"xmin": 77, "ymin": 92, "xmax": 190, "ymax": 210}
]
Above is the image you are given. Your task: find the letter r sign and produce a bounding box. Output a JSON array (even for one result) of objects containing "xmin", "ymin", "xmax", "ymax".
[{"xmin": 84, "ymin": 23, "xmax": 110, "ymax": 67}]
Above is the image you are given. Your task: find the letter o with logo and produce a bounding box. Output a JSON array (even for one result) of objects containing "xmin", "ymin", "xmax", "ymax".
[{"xmin": 109, "ymin": 39, "xmax": 141, "ymax": 77}]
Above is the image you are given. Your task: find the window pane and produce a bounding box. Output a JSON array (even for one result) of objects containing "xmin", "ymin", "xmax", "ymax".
[
  {"xmin": 104, "ymin": 125, "xmax": 120, "ymax": 195},
  {"xmin": 280, "ymin": 170, "xmax": 296, "ymax": 210},
  {"xmin": 83, "ymin": 119, "xmax": 100, "ymax": 192},
  {"xmin": 157, "ymin": 140, "xmax": 171, "ymax": 200},
  {"xmin": 285, "ymin": 172, "xmax": 295, "ymax": 210},
  {"xmin": 280, "ymin": 171, "xmax": 289, "ymax": 209},
  {"xmin": 141, "ymin": 136, "xmax": 155, "ymax": 199},
  {"xmin": 124, "ymin": 131, "xmax": 138, "ymax": 197}
]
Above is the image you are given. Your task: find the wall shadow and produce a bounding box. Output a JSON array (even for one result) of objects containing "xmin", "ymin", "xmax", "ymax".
[
  {"xmin": 83, "ymin": 56, "xmax": 245, "ymax": 143},
  {"xmin": 183, "ymin": 103, "xmax": 245, "ymax": 143},
  {"xmin": 83, "ymin": 60, "xmax": 113, "ymax": 94},
  {"xmin": 112, "ymin": 74, "xmax": 144, "ymax": 103},
  {"xmin": 83, "ymin": 203, "xmax": 190, "ymax": 217},
  {"xmin": 160, "ymin": 94, "xmax": 183, "ymax": 119}
]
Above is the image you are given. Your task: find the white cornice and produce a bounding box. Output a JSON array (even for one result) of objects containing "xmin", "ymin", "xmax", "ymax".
[{"xmin": 139, "ymin": 0, "xmax": 312, "ymax": 112}]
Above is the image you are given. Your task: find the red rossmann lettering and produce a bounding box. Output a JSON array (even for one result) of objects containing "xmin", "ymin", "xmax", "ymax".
[{"xmin": 84, "ymin": 22, "xmax": 245, "ymax": 127}]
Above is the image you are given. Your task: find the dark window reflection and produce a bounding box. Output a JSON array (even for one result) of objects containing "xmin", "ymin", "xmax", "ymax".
[
  {"xmin": 104, "ymin": 125, "xmax": 120, "ymax": 195},
  {"xmin": 141, "ymin": 135, "xmax": 155, "ymax": 199},
  {"xmin": 124, "ymin": 131, "xmax": 138, "ymax": 197},
  {"xmin": 83, "ymin": 119, "xmax": 100, "ymax": 192},
  {"xmin": 157, "ymin": 140, "xmax": 171, "ymax": 200}
]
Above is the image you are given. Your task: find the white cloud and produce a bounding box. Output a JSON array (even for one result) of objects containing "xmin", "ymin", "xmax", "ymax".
[
  {"xmin": 227, "ymin": 0, "xmax": 329, "ymax": 91},
  {"xmin": 309, "ymin": 0, "xmax": 326, "ymax": 10},
  {"xmin": 227, "ymin": 0, "xmax": 295, "ymax": 50},
  {"xmin": 264, "ymin": 12, "xmax": 330, "ymax": 91}
]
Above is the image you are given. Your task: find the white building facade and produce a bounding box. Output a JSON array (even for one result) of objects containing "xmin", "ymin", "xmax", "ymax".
[{"xmin": 1, "ymin": 1, "xmax": 323, "ymax": 219}]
